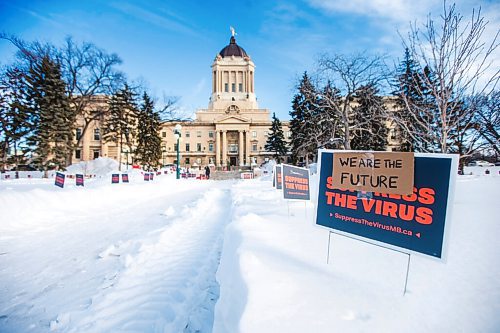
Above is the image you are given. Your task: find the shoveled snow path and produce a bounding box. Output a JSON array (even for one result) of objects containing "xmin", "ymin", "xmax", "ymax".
[
  {"xmin": 0, "ymin": 178, "xmax": 233, "ymax": 333},
  {"xmin": 65, "ymin": 187, "xmax": 232, "ymax": 333}
]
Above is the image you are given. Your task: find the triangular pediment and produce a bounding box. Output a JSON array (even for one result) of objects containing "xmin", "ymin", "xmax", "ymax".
[{"xmin": 215, "ymin": 115, "xmax": 251, "ymax": 124}]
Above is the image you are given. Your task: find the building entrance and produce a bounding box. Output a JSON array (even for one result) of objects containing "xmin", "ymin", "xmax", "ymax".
[{"xmin": 230, "ymin": 157, "xmax": 237, "ymax": 166}]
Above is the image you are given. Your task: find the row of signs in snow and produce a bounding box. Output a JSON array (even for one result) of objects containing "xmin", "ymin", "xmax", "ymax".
[
  {"xmin": 54, "ymin": 172, "xmax": 161, "ymax": 188},
  {"xmin": 272, "ymin": 150, "xmax": 458, "ymax": 260}
]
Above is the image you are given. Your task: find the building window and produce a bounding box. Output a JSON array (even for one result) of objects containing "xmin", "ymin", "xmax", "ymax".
[
  {"xmin": 231, "ymin": 83, "xmax": 236, "ymax": 92},
  {"xmin": 229, "ymin": 144, "xmax": 238, "ymax": 153},
  {"xmin": 75, "ymin": 149, "xmax": 81, "ymax": 159},
  {"xmin": 197, "ymin": 131, "xmax": 201, "ymax": 137},
  {"xmin": 209, "ymin": 143, "xmax": 214, "ymax": 152},
  {"xmin": 94, "ymin": 128, "xmax": 100, "ymax": 141},
  {"xmin": 185, "ymin": 131, "xmax": 190, "ymax": 138},
  {"xmin": 162, "ymin": 131, "xmax": 166, "ymax": 138},
  {"xmin": 93, "ymin": 150, "xmax": 100, "ymax": 159},
  {"xmin": 185, "ymin": 158, "xmax": 190, "ymax": 165},
  {"xmin": 252, "ymin": 131, "xmax": 257, "ymax": 138},
  {"xmin": 174, "ymin": 143, "xmax": 178, "ymax": 151},
  {"xmin": 224, "ymin": 83, "xmax": 229, "ymax": 92},
  {"xmin": 186, "ymin": 143, "xmax": 190, "ymax": 152},
  {"xmin": 197, "ymin": 143, "xmax": 202, "ymax": 152},
  {"xmin": 239, "ymin": 83, "xmax": 243, "ymax": 92},
  {"xmin": 208, "ymin": 131, "xmax": 214, "ymax": 138},
  {"xmin": 76, "ymin": 128, "xmax": 82, "ymax": 140},
  {"xmin": 252, "ymin": 144, "xmax": 258, "ymax": 152}
]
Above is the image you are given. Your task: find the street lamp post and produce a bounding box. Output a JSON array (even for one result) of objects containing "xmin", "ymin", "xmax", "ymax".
[
  {"xmin": 174, "ymin": 124, "xmax": 182, "ymax": 179},
  {"xmin": 121, "ymin": 149, "xmax": 129, "ymax": 171}
]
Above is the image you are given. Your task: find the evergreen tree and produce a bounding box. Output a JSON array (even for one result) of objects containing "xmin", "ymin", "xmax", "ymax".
[
  {"xmin": 135, "ymin": 92, "xmax": 162, "ymax": 171},
  {"xmin": 25, "ymin": 55, "xmax": 74, "ymax": 176},
  {"xmin": 289, "ymin": 72, "xmax": 318, "ymax": 165},
  {"xmin": 0, "ymin": 67, "xmax": 32, "ymax": 169},
  {"xmin": 351, "ymin": 84, "xmax": 388, "ymax": 151},
  {"xmin": 265, "ymin": 112, "xmax": 288, "ymax": 163},
  {"xmin": 102, "ymin": 83, "xmax": 138, "ymax": 170},
  {"xmin": 392, "ymin": 48, "xmax": 430, "ymax": 152}
]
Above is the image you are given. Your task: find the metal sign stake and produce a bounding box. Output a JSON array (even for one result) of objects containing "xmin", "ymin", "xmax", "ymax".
[{"xmin": 326, "ymin": 230, "xmax": 412, "ymax": 296}]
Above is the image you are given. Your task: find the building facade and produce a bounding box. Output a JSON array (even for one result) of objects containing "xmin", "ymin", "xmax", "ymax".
[
  {"xmin": 72, "ymin": 96, "xmax": 124, "ymax": 163},
  {"xmin": 160, "ymin": 34, "xmax": 289, "ymax": 168},
  {"xmin": 71, "ymin": 33, "xmax": 403, "ymax": 169}
]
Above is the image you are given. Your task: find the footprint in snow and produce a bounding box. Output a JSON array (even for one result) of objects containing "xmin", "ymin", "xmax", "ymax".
[{"xmin": 162, "ymin": 206, "xmax": 176, "ymax": 217}]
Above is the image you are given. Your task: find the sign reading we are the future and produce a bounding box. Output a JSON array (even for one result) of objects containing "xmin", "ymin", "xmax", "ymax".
[{"xmin": 331, "ymin": 152, "xmax": 414, "ymax": 195}]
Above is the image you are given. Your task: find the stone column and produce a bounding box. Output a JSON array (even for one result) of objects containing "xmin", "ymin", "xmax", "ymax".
[
  {"xmin": 239, "ymin": 130, "xmax": 244, "ymax": 166},
  {"xmin": 215, "ymin": 130, "xmax": 221, "ymax": 166},
  {"xmin": 82, "ymin": 131, "xmax": 90, "ymax": 161},
  {"xmin": 222, "ymin": 130, "xmax": 227, "ymax": 167},
  {"xmin": 245, "ymin": 130, "xmax": 251, "ymax": 166}
]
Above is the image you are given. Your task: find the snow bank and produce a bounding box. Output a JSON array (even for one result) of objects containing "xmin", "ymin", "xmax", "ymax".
[
  {"xmin": 65, "ymin": 157, "xmax": 120, "ymax": 176},
  {"xmin": 214, "ymin": 176, "xmax": 500, "ymax": 333},
  {"xmin": 463, "ymin": 165, "xmax": 500, "ymax": 176}
]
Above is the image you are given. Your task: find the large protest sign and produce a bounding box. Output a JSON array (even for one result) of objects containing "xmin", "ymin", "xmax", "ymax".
[
  {"xmin": 315, "ymin": 150, "xmax": 458, "ymax": 259},
  {"xmin": 282, "ymin": 164, "xmax": 310, "ymax": 200},
  {"xmin": 274, "ymin": 165, "xmax": 283, "ymax": 190}
]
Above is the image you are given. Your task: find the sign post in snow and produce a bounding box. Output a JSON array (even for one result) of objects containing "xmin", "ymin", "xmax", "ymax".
[
  {"xmin": 282, "ymin": 164, "xmax": 310, "ymax": 201},
  {"xmin": 315, "ymin": 150, "xmax": 458, "ymax": 259},
  {"xmin": 54, "ymin": 172, "xmax": 65, "ymax": 188},
  {"xmin": 274, "ymin": 165, "xmax": 283, "ymax": 190},
  {"xmin": 122, "ymin": 174, "xmax": 129, "ymax": 183},
  {"xmin": 76, "ymin": 174, "xmax": 84, "ymax": 186},
  {"xmin": 111, "ymin": 174, "xmax": 120, "ymax": 184}
]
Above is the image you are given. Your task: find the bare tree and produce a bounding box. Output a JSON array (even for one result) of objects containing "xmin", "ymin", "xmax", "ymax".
[
  {"xmin": 471, "ymin": 91, "xmax": 500, "ymax": 156},
  {"xmin": 157, "ymin": 94, "xmax": 183, "ymax": 121},
  {"xmin": 316, "ymin": 53, "xmax": 388, "ymax": 149},
  {"xmin": 0, "ymin": 35, "xmax": 125, "ymax": 163},
  {"xmin": 398, "ymin": 2, "xmax": 499, "ymax": 154},
  {"xmin": 58, "ymin": 37, "xmax": 124, "ymax": 163}
]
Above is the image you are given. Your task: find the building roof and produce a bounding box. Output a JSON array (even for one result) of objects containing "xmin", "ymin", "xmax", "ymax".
[{"xmin": 219, "ymin": 36, "xmax": 248, "ymax": 58}]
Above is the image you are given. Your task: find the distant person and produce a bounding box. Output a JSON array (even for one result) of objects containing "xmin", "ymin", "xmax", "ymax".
[{"xmin": 205, "ymin": 165, "xmax": 211, "ymax": 179}]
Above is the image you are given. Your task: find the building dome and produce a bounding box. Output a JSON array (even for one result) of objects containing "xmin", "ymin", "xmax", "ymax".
[{"xmin": 219, "ymin": 36, "xmax": 248, "ymax": 58}]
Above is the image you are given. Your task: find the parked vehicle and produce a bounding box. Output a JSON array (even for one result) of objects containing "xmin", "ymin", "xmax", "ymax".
[{"xmin": 467, "ymin": 160, "xmax": 494, "ymax": 167}]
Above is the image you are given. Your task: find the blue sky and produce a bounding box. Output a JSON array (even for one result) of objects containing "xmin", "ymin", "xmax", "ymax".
[{"xmin": 0, "ymin": 0, "xmax": 497, "ymax": 120}]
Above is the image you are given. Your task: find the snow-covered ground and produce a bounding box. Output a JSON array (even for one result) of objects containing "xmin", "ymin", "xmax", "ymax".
[{"xmin": 0, "ymin": 160, "xmax": 499, "ymax": 332}]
